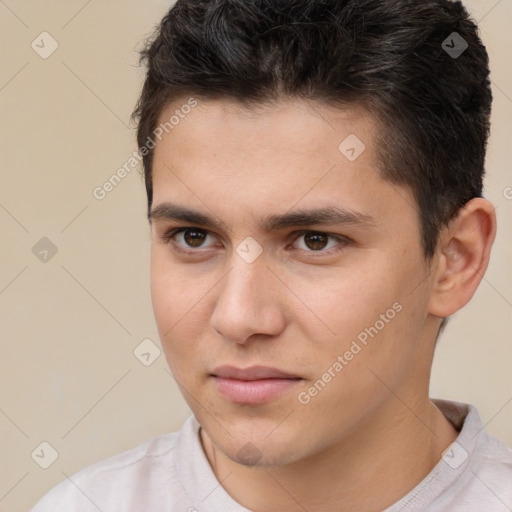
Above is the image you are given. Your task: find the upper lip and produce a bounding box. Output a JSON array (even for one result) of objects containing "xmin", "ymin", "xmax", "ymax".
[{"xmin": 211, "ymin": 365, "xmax": 301, "ymax": 380}]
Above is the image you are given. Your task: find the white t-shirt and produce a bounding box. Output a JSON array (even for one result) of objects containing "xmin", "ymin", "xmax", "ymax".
[{"xmin": 31, "ymin": 400, "xmax": 512, "ymax": 511}]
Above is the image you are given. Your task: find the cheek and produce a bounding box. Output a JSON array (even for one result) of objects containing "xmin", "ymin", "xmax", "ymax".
[
  {"xmin": 150, "ymin": 251, "xmax": 174, "ymax": 330},
  {"xmin": 150, "ymin": 251, "xmax": 190, "ymax": 353},
  {"xmin": 291, "ymin": 266, "xmax": 395, "ymax": 338},
  {"xmin": 150, "ymin": 249, "xmax": 216, "ymax": 370},
  {"xmin": 296, "ymin": 259, "xmax": 421, "ymax": 369},
  {"xmin": 150, "ymin": 247, "xmax": 201, "ymax": 324},
  {"xmin": 296, "ymin": 291, "xmax": 420, "ymax": 422}
]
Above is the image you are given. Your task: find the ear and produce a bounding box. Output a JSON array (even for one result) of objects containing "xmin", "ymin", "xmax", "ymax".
[{"xmin": 428, "ymin": 198, "xmax": 497, "ymax": 318}]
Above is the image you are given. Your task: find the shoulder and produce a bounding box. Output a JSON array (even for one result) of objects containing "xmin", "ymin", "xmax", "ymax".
[
  {"xmin": 471, "ymin": 430, "xmax": 512, "ymax": 491},
  {"xmin": 387, "ymin": 401, "xmax": 512, "ymax": 512},
  {"xmin": 480, "ymin": 430, "xmax": 512, "ymax": 464},
  {"xmin": 463, "ymin": 402, "xmax": 512, "ymax": 480},
  {"xmin": 438, "ymin": 403, "xmax": 512, "ymax": 510},
  {"xmin": 439, "ymin": 431, "xmax": 512, "ymax": 511},
  {"xmin": 30, "ymin": 428, "xmax": 187, "ymax": 512}
]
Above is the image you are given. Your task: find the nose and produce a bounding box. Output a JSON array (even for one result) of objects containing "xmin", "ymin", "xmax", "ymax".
[{"xmin": 210, "ymin": 254, "xmax": 286, "ymax": 345}]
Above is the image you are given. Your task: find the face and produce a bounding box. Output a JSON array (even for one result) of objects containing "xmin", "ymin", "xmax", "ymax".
[{"xmin": 150, "ymin": 98, "xmax": 438, "ymax": 467}]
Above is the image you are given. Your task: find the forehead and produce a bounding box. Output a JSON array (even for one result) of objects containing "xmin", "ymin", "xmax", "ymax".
[
  {"xmin": 150, "ymin": 98, "xmax": 417, "ymax": 234},
  {"xmin": 155, "ymin": 97, "xmax": 374, "ymax": 165}
]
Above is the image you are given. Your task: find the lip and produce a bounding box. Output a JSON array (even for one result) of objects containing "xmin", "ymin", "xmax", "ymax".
[
  {"xmin": 211, "ymin": 365, "xmax": 300, "ymax": 380},
  {"xmin": 211, "ymin": 365, "xmax": 302, "ymax": 404}
]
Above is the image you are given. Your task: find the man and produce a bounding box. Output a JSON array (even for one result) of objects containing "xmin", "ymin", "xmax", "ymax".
[{"xmin": 31, "ymin": 0, "xmax": 512, "ymax": 510}]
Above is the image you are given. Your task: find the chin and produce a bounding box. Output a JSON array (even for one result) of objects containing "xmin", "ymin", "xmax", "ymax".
[
  {"xmin": 205, "ymin": 420, "xmax": 305, "ymax": 468},
  {"xmin": 193, "ymin": 400, "xmax": 315, "ymax": 465},
  {"xmin": 227, "ymin": 439, "xmax": 301, "ymax": 468}
]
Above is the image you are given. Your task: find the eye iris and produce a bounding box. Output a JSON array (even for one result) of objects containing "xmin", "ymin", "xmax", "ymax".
[
  {"xmin": 184, "ymin": 229, "xmax": 206, "ymax": 247},
  {"xmin": 304, "ymin": 232, "xmax": 328, "ymax": 251}
]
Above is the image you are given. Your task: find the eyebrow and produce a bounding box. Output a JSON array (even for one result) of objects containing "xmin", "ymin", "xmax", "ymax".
[{"xmin": 150, "ymin": 202, "xmax": 376, "ymax": 232}]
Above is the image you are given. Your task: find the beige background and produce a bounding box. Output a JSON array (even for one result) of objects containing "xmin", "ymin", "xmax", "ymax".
[{"xmin": 0, "ymin": 1, "xmax": 510, "ymax": 511}]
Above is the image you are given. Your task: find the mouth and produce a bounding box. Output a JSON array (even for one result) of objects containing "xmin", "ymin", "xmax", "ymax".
[{"xmin": 211, "ymin": 365, "xmax": 303, "ymax": 405}]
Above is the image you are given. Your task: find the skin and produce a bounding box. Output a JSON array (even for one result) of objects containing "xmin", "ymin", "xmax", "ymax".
[{"xmin": 149, "ymin": 98, "xmax": 496, "ymax": 512}]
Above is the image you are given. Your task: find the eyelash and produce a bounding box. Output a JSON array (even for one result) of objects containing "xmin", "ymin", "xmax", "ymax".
[{"xmin": 160, "ymin": 227, "xmax": 350, "ymax": 257}]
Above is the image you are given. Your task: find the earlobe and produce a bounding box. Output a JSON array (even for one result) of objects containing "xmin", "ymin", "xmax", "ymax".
[{"xmin": 428, "ymin": 198, "xmax": 497, "ymax": 318}]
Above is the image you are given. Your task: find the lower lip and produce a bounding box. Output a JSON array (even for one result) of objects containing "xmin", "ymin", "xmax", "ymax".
[{"xmin": 212, "ymin": 376, "xmax": 301, "ymax": 404}]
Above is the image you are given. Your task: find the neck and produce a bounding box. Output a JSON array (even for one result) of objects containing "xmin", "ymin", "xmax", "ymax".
[{"xmin": 200, "ymin": 396, "xmax": 458, "ymax": 512}]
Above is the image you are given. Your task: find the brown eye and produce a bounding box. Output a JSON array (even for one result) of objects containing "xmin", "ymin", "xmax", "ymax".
[
  {"xmin": 303, "ymin": 232, "xmax": 329, "ymax": 251},
  {"xmin": 291, "ymin": 231, "xmax": 348, "ymax": 255},
  {"xmin": 182, "ymin": 229, "xmax": 207, "ymax": 247},
  {"xmin": 162, "ymin": 227, "xmax": 212, "ymax": 252}
]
